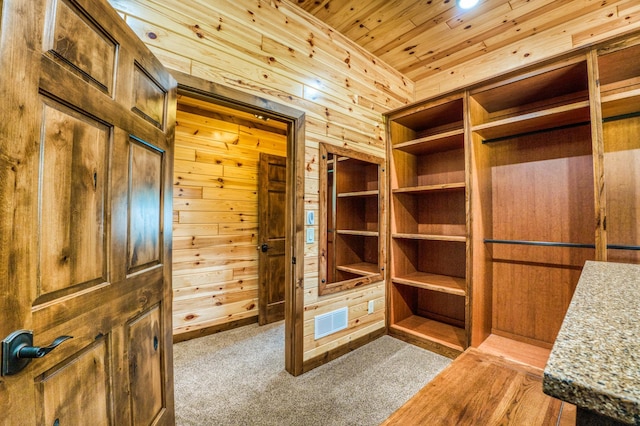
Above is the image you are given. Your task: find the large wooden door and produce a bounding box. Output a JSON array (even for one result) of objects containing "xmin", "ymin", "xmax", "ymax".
[
  {"xmin": 258, "ymin": 154, "xmax": 287, "ymax": 325},
  {"xmin": 0, "ymin": 0, "xmax": 176, "ymax": 424}
]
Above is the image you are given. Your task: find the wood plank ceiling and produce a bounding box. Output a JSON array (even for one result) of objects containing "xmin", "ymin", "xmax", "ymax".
[{"xmin": 294, "ymin": 0, "xmax": 636, "ymax": 83}]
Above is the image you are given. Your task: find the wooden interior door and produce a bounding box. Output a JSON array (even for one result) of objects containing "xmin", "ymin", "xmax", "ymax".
[
  {"xmin": 258, "ymin": 154, "xmax": 287, "ymax": 325},
  {"xmin": 0, "ymin": 0, "xmax": 176, "ymax": 424}
]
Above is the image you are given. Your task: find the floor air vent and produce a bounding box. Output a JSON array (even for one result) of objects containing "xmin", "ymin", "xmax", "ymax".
[{"xmin": 314, "ymin": 307, "xmax": 348, "ymax": 340}]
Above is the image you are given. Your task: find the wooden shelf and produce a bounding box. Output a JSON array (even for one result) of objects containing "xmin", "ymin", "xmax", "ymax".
[
  {"xmin": 391, "ymin": 316, "xmax": 465, "ymax": 351},
  {"xmin": 471, "ymin": 60, "xmax": 588, "ymax": 114},
  {"xmin": 393, "ymin": 272, "xmax": 465, "ymax": 296},
  {"xmin": 472, "ymin": 100, "xmax": 590, "ymax": 141},
  {"xmin": 336, "ymin": 262, "xmax": 379, "ymax": 276},
  {"xmin": 601, "ymin": 88, "xmax": 640, "ymax": 120},
  {"xmin": 388, "ymin": 94, "xmax": 468, "ymax": 357},
  {"xmin": 392, "ymin": 233, "xmax": 466, "ymax": 242},
  {"xmin": 393, "ymin": 182, "xmax": 465, "ymax": 194},
  {"xmin": 336, "ymin": 230, "xmax": 378, "ymax": 237},
  {"xmin": 337, "ymin": 189, "xmax": 378, "ymax": 198},
  {"xmin": 391, "ymin": 97, "xmax": 464, "ymax": 137},
  {"xmin": 393, "ymin": 129, "xmax": 464, "ymax": 154}
]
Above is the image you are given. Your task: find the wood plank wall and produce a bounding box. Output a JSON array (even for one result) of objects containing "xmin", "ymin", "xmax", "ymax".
[
  {"xmin": 172, "ymin": 97, "xmax": 287, "ymax": 336},
  {"xmin": 414, "ymin": 0, "xmax": 640, "ymax": 99},
  {"xmin": 108, "ymin": 0, "xmax": 412, "ymax": 360}
]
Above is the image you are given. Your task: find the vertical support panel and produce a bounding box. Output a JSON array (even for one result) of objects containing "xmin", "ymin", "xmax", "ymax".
[
  {"xmin": 127, "ymin": 305, "xmax": 164, "ymax": 425},
  {"xmin": 39, "ymin": 100, "xmax": 108, "ymax": 296},
  {"xmin": 36, "ymin": 339, "xmax": 111, "ymax": 426},
  {"xmin": 128, "ymin": 139, "xmax": 163, "ymax": 273},
  {"xmin": 587, "ymin": 50, "xmax": 607, "ymax": 261}
]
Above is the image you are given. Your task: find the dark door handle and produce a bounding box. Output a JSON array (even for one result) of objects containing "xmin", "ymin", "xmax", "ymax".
[
  {"xmin": 260, "ymin": 244, "xmax": 269, "ymax": 252},
  {"xmin": 2, "ymin": 330, "xmax": 73, "ymax": 376}
]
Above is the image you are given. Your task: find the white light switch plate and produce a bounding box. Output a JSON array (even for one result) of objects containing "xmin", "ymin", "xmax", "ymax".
[
  {"xmin": 368, "ymin": 300, "xmax": 375, "ymax": 314},
  {"xmin": 306, "ymin": 228, "xmax": 314, "ymax": 244},
  {"xmin": 306, "ymin": 210, "xmax": 314, "ymax": 225}
]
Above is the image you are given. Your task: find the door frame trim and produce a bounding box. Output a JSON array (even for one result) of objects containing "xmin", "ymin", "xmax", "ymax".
[{"xmin": 171, "ymin": 71, "xmax": 305, "ymax": 376}]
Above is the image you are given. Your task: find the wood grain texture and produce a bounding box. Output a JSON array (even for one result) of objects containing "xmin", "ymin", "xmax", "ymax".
[
  {"xmin": 36, "ymin": 340, "xmax": 110, "ymax": 426},
  {"xmin": 487, "ymin": 124, "xmax": 595, "ymax": 345},
  {"xmin": 127, "ymin": 306, "xmax": 164, "ymax": 425},
  {"xmin": 603, "ymin": 115, "xmax": 640, "ymax": 264},
  {"xmin": 296, "ymin": 0, "xmax": 640, "ymax": 101},
  {"xmin": 382, "ymin": 348, "xmax": 564, "ymax": 426},
  {"xmin": 108, "ymin": 0, "xmax": 407, "ymax": 362},
  {"xmin": 258, "ymin": 153, "xmax": 286, "ymax": 325},
  {"xmin": 387, "ymin": 95, "xmax": 469, "ymax": 356},
  {"xmin": 39, "ymin": 102, "xmax": 108, "ymax": 297},
  {"xmin": 319, "ymin": 143, "xmax": 384, "ymax": 295},
  {"xmin": 1, "ymin": 0, "xmax": 177, "ymax": 423},
  {"xmin": 172, "ymin": 99, "xmax": 286, "ymax": 336}
]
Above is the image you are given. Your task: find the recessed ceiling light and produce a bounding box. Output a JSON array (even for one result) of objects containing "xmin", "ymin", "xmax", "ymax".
[{"xmin": 457, "ymin": 0, "xmax": 479, "ymax": 9}]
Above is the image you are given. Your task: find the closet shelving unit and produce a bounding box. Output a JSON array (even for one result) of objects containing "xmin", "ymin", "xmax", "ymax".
[
  {"xmin": 333, "ymin": 156, "xmax": 381, "ymax": 281},
  {"xmin": 387, "ymin": 95, "xmax": 468, "ymax": 356},
  {"xmin": 385, "ymin": 34, "xmax": 640, "ymax": 363},
  {"xmin": 320, "ymin": 145, "xmax": 385, "ymax": 297}
]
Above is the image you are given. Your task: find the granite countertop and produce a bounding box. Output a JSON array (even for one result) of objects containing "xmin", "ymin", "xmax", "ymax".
[{"xmin": 543, "ymin": 261, "xmax": 640, "ymax": 425}]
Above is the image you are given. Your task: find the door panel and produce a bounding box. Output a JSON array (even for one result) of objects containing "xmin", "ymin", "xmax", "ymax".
[
  {"xmin": 128, "ymin": 140, "xmax": 164, "ymax": 272},
  {"xmin": 132, "ymin": 64, "xmax": 167, "ymax": 128},
  {"xmin": 258, "ymin": 154, "xmax": 287, "ymax": 325},
  {"xmin": 39, "ymin": 99, "xmax": 109, "ymax": 298},
  {"xmin": 36, "ymin": 339, "xmax": 111, "ymax": 426},
  {"xmin": 0, "ymin": 0, "xmax": 176, "ymax": 424},
  {"xmin": 128, "ymin": 305, "xmax": 164, "ymax": 425},
  {"xmin": 45, "ymin": 0, "xmax": 118, "ymax": 95}
]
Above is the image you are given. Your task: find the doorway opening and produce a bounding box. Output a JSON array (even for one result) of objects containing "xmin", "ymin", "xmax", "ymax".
[{"xmin": 171, "ymin": 72, "xmax": 305, "ymax": 375}]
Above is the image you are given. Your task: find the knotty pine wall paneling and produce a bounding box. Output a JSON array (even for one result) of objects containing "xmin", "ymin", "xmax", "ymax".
[
  {"xmin": 108, "ymin": 0, "xmax": 412, "ymax": 362},
  {"xmin": 172, "ymin": 96, "xmax": 288, "ymax": 337}
]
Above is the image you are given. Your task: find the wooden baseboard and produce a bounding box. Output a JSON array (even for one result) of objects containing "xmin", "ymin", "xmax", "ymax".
[
  {"xmin": 172, "ymin": 316, "xmax": 258, "ymax": 343},
  {"xmin": 302, "ymin": 327, "xmax": 386, "ymax": 373}
]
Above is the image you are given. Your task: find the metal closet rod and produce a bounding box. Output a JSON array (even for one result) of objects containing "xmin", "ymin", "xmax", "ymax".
[
  {"xmin": 480, "ymin": 110, "xmax": 640, "ymax": 144},
  {"xmin": 484, "ymin": 239, "xmax": 640, "ymax": 250}
]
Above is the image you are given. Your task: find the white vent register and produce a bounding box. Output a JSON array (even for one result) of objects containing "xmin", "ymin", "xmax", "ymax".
[{"xmin": 314, "ymin": 307, "xmax": 348, "ymax": 340}]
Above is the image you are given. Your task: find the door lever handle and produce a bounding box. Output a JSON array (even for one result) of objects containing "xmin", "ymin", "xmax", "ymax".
[
  {"xmin": 17, "ymin": 335, "xmax": 73, "ymax": 359},
  {"xmin": 2, "ymin": 330, "xmax": 73, "ymax": 376}
]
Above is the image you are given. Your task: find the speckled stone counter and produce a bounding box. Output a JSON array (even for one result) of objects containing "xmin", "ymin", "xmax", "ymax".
[{"xmin": 543, "ymin": 261, "xmax": 640, "ymax": 425}]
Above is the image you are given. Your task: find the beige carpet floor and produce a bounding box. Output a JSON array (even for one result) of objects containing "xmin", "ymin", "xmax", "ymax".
[{"xmin": 173, "ymin": 321, "xmax": 451, "ymax": 426}]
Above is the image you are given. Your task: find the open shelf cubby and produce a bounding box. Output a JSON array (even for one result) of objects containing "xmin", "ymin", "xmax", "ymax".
[
  {"xmin": 470, "ymin": 60, "xmax": 590, "ymax": 142},
  {"xmin": 388, "ymin": 94, "xmax": 468, "ymax": 356}
]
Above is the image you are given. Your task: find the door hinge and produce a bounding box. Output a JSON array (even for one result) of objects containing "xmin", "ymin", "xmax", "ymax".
[{"xmin": 292, "ymin": 257, "xmax": 296, "ymax": 264}]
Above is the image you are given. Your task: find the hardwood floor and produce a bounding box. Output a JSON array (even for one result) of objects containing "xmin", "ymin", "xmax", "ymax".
[
  {"xmin": 382, "ymin": 348, "xmax": 575, "ymax": 425},
  {"xmin": 477, "ymin": 333, "xmax": 551, "ymax": 370}
]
